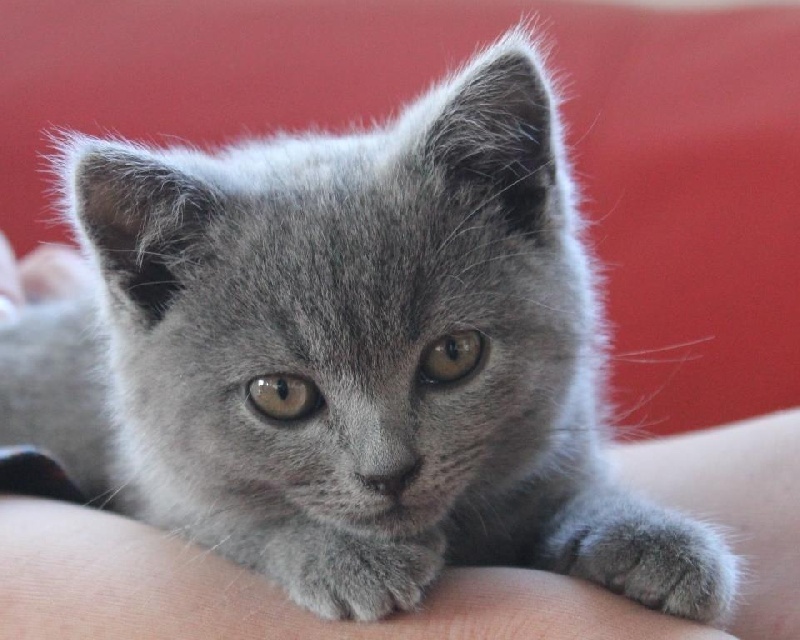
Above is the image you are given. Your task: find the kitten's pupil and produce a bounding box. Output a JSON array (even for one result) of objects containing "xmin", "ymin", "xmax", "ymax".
[
  {"xmin": 419, "ymin": 331, "xmax": 483, "ymax": 385},
  {"xmin": 277, "ymin": 378, "xmax": 289, "ymax": 401},
  {"xmin": 445, "ymin": 337, "xmax": 459, "ymax": 361}
]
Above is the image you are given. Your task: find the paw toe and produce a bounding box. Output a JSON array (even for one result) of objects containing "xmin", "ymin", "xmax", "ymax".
[{"xmin": 571, "ymin": 517, "xmax": 738, "ymax": 623}]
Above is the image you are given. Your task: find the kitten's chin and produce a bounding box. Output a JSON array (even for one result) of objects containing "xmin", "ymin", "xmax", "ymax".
[{"xmin": 335, "ymin": 502, "xmax": 447, "ymax": 539}]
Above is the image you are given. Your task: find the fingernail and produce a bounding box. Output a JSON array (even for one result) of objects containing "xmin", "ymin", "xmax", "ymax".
[{"xmin": 0, "ymin": 294, "xmax": 19, "ymax": 325}]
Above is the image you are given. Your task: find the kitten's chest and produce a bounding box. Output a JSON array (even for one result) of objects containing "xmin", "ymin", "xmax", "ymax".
[
  {"xmin": 442, "ymin": 478, "xmax": 575, "ymax": 567},
  {"xmin": 443, "ymin": 501, "xmax": 530, "ymax": 567}
]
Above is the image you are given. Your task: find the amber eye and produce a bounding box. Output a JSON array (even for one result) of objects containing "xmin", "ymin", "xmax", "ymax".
[
  {"xmin": 420, "ymin": 330, "xmax": 484, "ymax": 384},
  {"xmin": 248, "ymin": 375, "xmax": 322, "ymax": 421}
]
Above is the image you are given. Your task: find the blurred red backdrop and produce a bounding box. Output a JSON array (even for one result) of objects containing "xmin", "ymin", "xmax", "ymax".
[{"xmin": 1, "ymin": 0, "xmax": 798, "ymax": 436}]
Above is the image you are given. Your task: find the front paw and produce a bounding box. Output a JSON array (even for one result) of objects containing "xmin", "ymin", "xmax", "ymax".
[
  {"xmin": 284, "ymin": 529, "xmax": 445, "ymax": 621},
  {"xmin": 552, "ymin": 510, "xmax": 738, "ymax": 623}
]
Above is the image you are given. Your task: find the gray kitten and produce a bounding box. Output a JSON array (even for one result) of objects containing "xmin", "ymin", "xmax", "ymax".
[{"xmin": 0, "ymin": 31, "xmax": 738, "ymax": 624}]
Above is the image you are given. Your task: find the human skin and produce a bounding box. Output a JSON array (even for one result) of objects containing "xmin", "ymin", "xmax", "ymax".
[
  {"xmin": 612, "ymin": 409, "xmax": 800, "ymax": 640},
  {"xmin": 0, "ymin": 235, "xmax": 93, "ymax": 311},
  {"xmin": 0, "ymin": 496, "xmax": 736, "ymax": 640},
  {"xmin": 0, "ymin": 239, "xmax": 796, "ymax": 639},
  {"xmin": 0, "ymin": 233, "xmax": 24, "ymax": 319}
]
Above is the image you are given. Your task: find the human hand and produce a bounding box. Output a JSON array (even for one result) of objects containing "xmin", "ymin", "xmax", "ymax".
[
  {"xmin": 0, "ymin": 496, "xmax": 736, "ymax": 640},
  {"xmin": 0, "ymin": 233, "xmax": 93, "ymax": 323}
]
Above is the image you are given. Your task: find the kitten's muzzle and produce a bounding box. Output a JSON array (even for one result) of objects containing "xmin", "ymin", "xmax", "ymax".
[{"xmin": 355, "ymin": 458, "xmax": 423, "ymax": 498}]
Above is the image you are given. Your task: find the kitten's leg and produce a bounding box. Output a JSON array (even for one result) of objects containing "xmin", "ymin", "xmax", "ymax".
[
  {"xmin": 539, "ymin": 486, "xmax": 738, "ymax": 624},
  {"xmin": 0, "ymin": 299, "xmax": 109, "ymax": 498},
  {"xmin": 215, "ymin": 518, "xmax": 446, "ymax": 621}
]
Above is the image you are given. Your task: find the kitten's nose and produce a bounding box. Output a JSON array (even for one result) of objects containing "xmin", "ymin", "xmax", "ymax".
[{"xmin": 356, "ymin": 458, "xmax": 422, "ymax": 497}]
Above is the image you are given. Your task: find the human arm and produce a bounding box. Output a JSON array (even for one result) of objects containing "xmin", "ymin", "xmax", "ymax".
[
  {"xmin": 0, "ymin": 495, "xmax": 734, "ymax": 640},
  {"xmin": 612, "ymin": 408, "xmax": 800, "ymax": 640}
]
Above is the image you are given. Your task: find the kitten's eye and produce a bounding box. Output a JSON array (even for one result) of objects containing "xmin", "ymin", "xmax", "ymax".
[
  {"xmin": 420, "ymin": 330, "xmax": 484, "ymax": 384},
  {"xmin": 247, "ymin": 375, "xmax": 323, "ymax": 421}
]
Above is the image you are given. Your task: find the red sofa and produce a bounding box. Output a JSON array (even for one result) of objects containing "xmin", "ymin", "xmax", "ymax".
[{"xmin": 2, "ymin": 1, "xmax": 798, "ymax": 436}]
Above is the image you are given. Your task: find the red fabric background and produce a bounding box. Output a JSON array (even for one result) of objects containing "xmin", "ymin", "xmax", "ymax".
[{"xmin": 1, "ymin": 1, "xmax": 798, "ymax": 436}]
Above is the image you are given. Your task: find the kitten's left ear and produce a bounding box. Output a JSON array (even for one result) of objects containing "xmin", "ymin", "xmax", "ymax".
[{"xmin": 407, "ymin": 30, "xmax": 561, "ymax": 239}]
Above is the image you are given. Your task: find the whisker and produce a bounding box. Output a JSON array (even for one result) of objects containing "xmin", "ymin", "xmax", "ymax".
[
  {"xmin": 615, "ymin": 337, "xmax": 715, "ymax": 357},
  {"xmin": 126, "ymin": 279, "xmax": 182, "ymax": 291},
  {"xmin": 437, "ymin": 289, "xmax": 578, "ymax": 316},
  {"xmin": 449, "ymin": 249, "xmax": 543, "ymax": 280}
]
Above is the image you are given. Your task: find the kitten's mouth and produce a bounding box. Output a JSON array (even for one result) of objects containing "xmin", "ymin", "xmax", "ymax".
[
  {"xmin": 345, "ymin": 500, "xmax": 444, "ymax": 536},
  {"xmin": 379, "ymin": 502, "xmax": 411, "ymax": 521}
]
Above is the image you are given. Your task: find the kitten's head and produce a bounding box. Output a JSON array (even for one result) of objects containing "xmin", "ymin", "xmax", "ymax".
[{"xmin": 61, "ymin": 30, "xmax": 599, "ymax": 537}]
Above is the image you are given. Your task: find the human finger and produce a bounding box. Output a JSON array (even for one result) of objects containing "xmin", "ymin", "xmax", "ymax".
[
  {"xmin": 0, "ymin": 232, "xmax": 24, "ymax": 324},
  {"xmin": 19, "ymin": 244, "xmax": 93, "ymax": 303}
]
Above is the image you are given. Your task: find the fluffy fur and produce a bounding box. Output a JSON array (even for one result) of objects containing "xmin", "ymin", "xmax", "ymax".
[{"xmin": 0, "ymin": 30, "xmax": 738, "ymax": 623}]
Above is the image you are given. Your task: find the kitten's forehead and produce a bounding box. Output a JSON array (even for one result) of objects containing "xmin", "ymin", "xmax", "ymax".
[
  {"xmin": 206, "ymin": 159, "xmax": 511, "ymax": 383},
  {"xmin": 206, "ymin": 132, "xmax": 393, "ymax": 194}
]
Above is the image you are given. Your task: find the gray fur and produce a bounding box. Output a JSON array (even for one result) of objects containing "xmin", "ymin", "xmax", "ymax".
[{"xmin": 0, "ymin": 30, "xmax": 737, "ymax": 624}]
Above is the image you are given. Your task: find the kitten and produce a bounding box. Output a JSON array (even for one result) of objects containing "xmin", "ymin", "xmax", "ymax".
[{"xmin": 0, "ymin": 30, "xmax": 738, "ymax": 623}]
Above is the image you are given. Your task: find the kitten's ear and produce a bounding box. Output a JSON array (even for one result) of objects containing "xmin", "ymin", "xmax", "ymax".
[
  {"xmin": 59, "ymin": 136, "xmax": 221, "ymax": 325},
  {"xmin": 410, "ymin": 31, "xmax": 560, "ymax": 239}
]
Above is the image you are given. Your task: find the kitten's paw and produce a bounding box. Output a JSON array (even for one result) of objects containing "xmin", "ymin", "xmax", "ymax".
[
  {"xmin": 558, "ymin": 514, "xmax": 738, "ymax": 623},
  {"xmin": 285, "ymin": 529, "xmax": 445, "ymax": 621}
]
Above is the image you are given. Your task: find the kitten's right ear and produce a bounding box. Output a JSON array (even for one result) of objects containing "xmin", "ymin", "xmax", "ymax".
[
  {"xmin": 399, "ymin": 29, "xmax": 563, "ymax": 242},
  {"xmin": 58, "ymin": 135, "xmax": 221, "ymax": 325}
]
